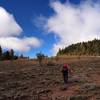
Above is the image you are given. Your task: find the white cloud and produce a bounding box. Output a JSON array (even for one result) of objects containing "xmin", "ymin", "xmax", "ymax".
[
  {"xmin": 0, "ymin": 7, "xmax": 41, "ymax": 52},
  {"xmin": 0, "ymin": 37, "xmax": 41, "ymax": 52},
  {"xmin": 0, "ymin": 7, "xmax": 22, "ymax": 37},
  {"xmin": 33, "ymin": 15, "xmax": 47, "ymax": 31},
  {"xmin": 44, "ymin": 1, "xmax": 100, "ymax": 55}
]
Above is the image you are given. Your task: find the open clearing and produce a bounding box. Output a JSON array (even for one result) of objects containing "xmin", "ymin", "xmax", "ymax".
[{"xmin": 0, "ymin": 57, "xmax": 100, "ymax": 100}]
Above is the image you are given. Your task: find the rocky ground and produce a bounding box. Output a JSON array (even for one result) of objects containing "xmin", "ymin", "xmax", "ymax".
[{"xmin": 0, "ymin": 57, "xmax": 100, "ymax": 100}]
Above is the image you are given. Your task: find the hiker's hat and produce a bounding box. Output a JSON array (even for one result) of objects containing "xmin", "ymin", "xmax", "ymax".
[{"xmin": 63, "ymin": 64, "xmax": 68, "ymax": 68}]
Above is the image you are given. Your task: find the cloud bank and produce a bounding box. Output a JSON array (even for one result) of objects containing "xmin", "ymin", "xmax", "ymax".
[
  {"xmin": 0, "ymin": 37, "xmax": 41, "ymax": 52},
  {"xmin": 0, "ymin": 7, "xmax": 22, "ymax": 37},
  {"xmin": 44, "ymin": 1, "xmax": 100, "ymax": 55},
  {"xmin": 0, "ymin": 7, "xmax": 41, "ymax": 52}
]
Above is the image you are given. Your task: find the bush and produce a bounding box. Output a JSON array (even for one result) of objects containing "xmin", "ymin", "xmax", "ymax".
[{"xmin": 36, "ymin": 53, "xmax": 45, "ymax": 66}]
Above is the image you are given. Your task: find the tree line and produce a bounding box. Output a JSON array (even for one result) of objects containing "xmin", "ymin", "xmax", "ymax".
[
  {"xmin": 0, "ymin": 46, "xmax": 18, "ymax": 60},
  {"xmin": 57, "ymin": 39, "xmax": 100, "ymax": 56}
]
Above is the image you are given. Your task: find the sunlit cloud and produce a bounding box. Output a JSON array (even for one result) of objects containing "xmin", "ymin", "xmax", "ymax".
[
  {"xmin": 0, "ymin": 7, "xmax": 41, "ymax": 52},
  {"xmin": 0, "ymin": 37, "xmax": 41, "ymax": 52},
  {"xmin": 0, "ymin": 7, "xmax": 22, "ymax": 37},
  {"xmin": 43, "ymin": 1, "xmax": 100, "ymax": 55}
]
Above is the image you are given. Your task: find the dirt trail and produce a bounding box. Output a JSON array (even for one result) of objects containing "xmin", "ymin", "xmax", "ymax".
[{"xmin": 51, "ymin": 84, "xmax": 80, "ymax": 99}]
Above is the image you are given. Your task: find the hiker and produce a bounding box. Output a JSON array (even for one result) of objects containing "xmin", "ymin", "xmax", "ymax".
[{"xmin": 62, "ymin": 64, "xmax": 73, "ymax": 83}]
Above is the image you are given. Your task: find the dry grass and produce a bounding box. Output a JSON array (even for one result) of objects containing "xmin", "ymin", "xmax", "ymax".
[{"xmin": 0, "ymin": 57, "xmax": 100, "ymax": 100}]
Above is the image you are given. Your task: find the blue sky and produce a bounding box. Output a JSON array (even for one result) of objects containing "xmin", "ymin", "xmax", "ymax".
[
  {"xmin": 0, "ymin": 0, "xmax": 100, "ymax": 58},
  {"xmin": 0, "ymin": 0, "xmax": 55, "ymax": 57}
]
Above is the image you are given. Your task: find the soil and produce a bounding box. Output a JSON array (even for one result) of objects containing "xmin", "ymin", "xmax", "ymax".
[{"xmin": 0, "ymin": 57, "xmax": 100, "ymax": 100}]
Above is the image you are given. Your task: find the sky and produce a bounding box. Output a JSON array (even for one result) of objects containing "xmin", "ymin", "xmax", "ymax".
[{"xmin": 0, "ymin": 0, "xmax": 100, "ymax": 58}]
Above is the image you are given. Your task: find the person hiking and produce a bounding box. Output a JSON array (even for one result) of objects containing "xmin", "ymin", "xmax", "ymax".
[{"xmin": 62, "ymin": 64, "xmax": 73, "ymax": 83}]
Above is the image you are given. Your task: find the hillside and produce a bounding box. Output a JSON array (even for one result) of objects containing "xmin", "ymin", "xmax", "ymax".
[
  {"xmin": 57, "ymin": 39, "xmax": 100, "ymax": 56},
  {"xmin": 0, "ymin": 57, "xmax": 100, "ymax": 100}
]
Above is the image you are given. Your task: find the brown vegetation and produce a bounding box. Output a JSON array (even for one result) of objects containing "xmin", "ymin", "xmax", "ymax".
[{"xmin": 0, "ymin": 57, "xmax": 100, "ymax": 100}]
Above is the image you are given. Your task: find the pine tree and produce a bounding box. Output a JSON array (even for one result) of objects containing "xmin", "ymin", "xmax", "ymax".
[
  {"xmin": 9, "ymin": 49, "xmax": 14, "ymax": 59},
  {"xmin": 57, "ymin": 39, "xmax": 100, "ymax": 56},
  {"xmin": 3, "ymin": 51, "xmax": 10, "ymax": 60},
  {"xmin": 0, "ymin": 46, "xmax": 2, "ymax": 60}
]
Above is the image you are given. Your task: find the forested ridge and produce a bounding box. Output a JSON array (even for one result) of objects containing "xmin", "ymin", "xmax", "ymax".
[{"xmin": 57, "ymin": 39, "xmax": 100, "ymax": 56}]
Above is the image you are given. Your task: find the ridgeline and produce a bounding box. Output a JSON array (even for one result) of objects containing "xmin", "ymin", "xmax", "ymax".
[{"xmin": 57, "ymin": 39, "xmax": 100, "ymax": 56}]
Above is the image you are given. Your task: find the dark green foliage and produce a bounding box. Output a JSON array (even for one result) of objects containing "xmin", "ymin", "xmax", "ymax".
[
  {"xmin": 0, "ymin": 46, "xmax": 18, "ymax": 60},
  {"xmin": 0, "ymin": 46, "xmax": 2, "ymax": 59},
  {"xmin": 9, "ymin": 49, "xmax": 14, "ymax": 59},
  {"xmin": 2, "ymin": 50, "xmax": 18, "ymax": 60},
  {"xmin": 57, "ymin": 39, "xmax": 100, "ymax": 56},
  {"xmin": 13, "ymin": 55, "xmax": 18, "ymax": 60},
  {"xmin": 3, "ymin": 51, "xmax": 11, "ymax": 60}
]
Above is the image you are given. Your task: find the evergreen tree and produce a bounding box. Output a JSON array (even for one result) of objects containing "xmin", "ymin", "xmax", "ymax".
[
  {"xmin": 20, "ymin": 54, "xmax": 24, "ymax": 58},
  {"xmin": 57, "ymin": 39, "xmax": 100, "ymax": 56},
  {"xmin": 3, "ymin": 51, "xmax": 10, "ymax": 60},
  {"xmin": 0, "ymin": 46, "xmax": 2, "ymax": 60},
  {"xmin": 9, "ymin": 49, "xmax": 14, "ymax": 59}
]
